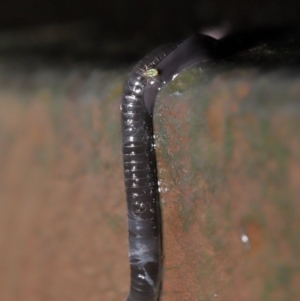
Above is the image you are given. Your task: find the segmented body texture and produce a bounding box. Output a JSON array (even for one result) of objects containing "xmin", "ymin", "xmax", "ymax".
[{"xmin": 121, "ymin": 44, "xmax": 176, "ymax": 301}]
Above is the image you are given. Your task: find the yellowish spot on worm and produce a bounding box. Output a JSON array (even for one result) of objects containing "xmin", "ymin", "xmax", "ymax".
[{"xmin": 143, "ymin": 68, "xmax": 159, "ymax": 78}]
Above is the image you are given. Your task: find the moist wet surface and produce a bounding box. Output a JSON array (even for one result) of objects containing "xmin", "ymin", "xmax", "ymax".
[{"xmin": 0, "ymin": 38, "xmax": 300, "ymax": 301}]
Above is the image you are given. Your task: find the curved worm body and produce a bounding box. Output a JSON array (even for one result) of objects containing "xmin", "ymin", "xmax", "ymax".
[
  {"xmin": 121, "ymin": 34, "xmax": 219, "ymax": 301},
  {"xmin": 143, "ymin": 34, "xmax": 218, "ymax": 115},
  {"xmin": 121, "ymin": 28, "xmax": 290, "ymax": 301},
  {"xmin": 121, "ymin": 43, "xmax": 178, "ymax": 301}
]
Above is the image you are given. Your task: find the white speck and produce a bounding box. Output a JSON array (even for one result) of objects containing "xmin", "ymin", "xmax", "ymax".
[
  {"xmin": 120, "ymin": 104, "xmax": 122, "ymax": 111},
  {"xmin": 125, "ymin": 95, "xmax": 137, "ymax": 100},
  {"xmin": 239, "ymin": 228, "xmax": 251, "ymax": 250},
  {"xmin": 241, "ymin": 234, "xmax": 249, "ymax": 244},
  {"xmin": 172, "ymin": 73, "xmax": 178, "ymax": 81},
  {"xmin": 133, "ymin": 86, "xmax": 141, "ymax": 93},
  {"xmin": 214, "ymin": 293, "xmax": 218, "ymax": 297},
  {"xmin": 129, "ymin": 136, "xmax": 134, "ymax": 141},
  {"xmin": 138, "ymin": 273, "xmax": 146, "ymax": 280}
]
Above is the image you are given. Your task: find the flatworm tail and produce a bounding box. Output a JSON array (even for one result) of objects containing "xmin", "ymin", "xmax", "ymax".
[{"xmin": 121, "ymin": 43, "xmax": 177, "ymax": 301}]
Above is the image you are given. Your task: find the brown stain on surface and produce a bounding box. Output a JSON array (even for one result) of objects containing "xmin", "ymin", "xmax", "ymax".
[
  {"xmin": 155, "ymin": 69, "xmax": 300, "ymax": 301},
  {"xmin": 0, "ymin": 87, "xmax": 129, "ymax": 301},
  {"xmin": 1, "ymin": 63, "xmax": 300, "ymax": 301}
]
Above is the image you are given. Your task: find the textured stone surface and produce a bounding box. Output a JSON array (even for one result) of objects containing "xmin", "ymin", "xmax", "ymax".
[
  {"xmin": 154, "ymin": 50, "xmax": 300, "ymax": 300},
  {"xmin": 0, "ymin": 39, "xmax": 300, "ymax": 301}
]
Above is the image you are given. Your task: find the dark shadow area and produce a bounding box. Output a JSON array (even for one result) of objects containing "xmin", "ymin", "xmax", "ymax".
[{"xmin": 0, "ymin": 0, "xmax": 300, "ymax": 65}]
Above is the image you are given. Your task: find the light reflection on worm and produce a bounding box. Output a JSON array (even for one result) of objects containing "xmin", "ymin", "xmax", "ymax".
[
  {"xmin": 121, "ymin": 43, "xmax": 178, "ymax": 301},
  {"xmin": 121, "ymin": 28, "xmax": 292, "ymax": 301},
  {"xmin": 121, "ymin": 33, "xmax": 220, "ymax": 301}
]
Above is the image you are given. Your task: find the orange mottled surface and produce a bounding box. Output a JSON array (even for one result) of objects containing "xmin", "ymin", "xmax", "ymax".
[
  {"xmin": 0, "ymin": 70, "xmax": 129, "ymax": 301},
  {"xmin": 155, "ymin": 68, "xmax": 300, "ymax": 301},
  {"xmin": 0, "ymin": 60, "xmax": 300, "ymax": 301}
]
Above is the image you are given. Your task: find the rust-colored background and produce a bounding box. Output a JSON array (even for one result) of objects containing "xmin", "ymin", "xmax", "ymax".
[
  {"xmin": 155, "ymin": 66, "xmax": 300, "ymax": 301},
  {"xmin": 0, "ymin": 63, "xmax": 129, "ymax": 301},
  {"xmin": 0, "ymin": 45, "xmax": 300, "ymax": 301}
]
